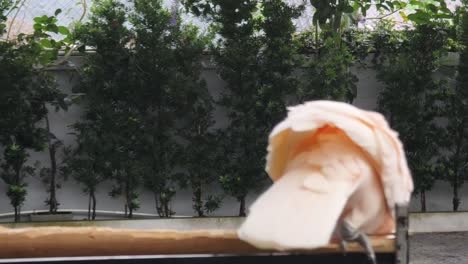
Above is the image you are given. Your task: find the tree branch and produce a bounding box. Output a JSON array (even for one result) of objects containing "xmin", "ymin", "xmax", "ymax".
[
  {"xmin": 6, "ymin": 0, "xmax": 26, "ymax": 41},
  {"xmin": 366, "ymin": 8, "xmax": 403, "ymax": 20}
]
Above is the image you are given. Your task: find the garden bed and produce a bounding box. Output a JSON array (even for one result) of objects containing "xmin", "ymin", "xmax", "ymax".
[{"xmin": 28, "ymin": 211, "xmax": 74, "ymax": 222}]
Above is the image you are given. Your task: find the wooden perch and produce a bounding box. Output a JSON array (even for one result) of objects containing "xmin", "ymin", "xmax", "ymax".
[{"xmin": 0, "ymin": 227, "xmax": 395, "ymax": 258}]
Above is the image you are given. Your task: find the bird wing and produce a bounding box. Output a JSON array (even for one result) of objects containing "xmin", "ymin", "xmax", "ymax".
[
  {"xmin": 266, "ymin": 101, "xmax": 413, "ymax": 216},
  {"xmin": 238, "ymin": 140, "xmax": 368, "ymax": 250}
]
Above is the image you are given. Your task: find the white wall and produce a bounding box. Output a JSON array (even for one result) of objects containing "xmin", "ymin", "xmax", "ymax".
[
  {"xmin": 0, "ymin": 54, "xmax": 465, "ymax": 222},
  {"xmin": 5, "ymin": 213, "xmax": 468, "ymax": 233},
  {"xmin": 409, "ymin": 211, "xmax": 468, "ymax": 233}
]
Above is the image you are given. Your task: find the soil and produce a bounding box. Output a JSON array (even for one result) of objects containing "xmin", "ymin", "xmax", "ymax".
[{"xmin": 410, "ymin": 232, "xmax": 468, "ymax": 264}]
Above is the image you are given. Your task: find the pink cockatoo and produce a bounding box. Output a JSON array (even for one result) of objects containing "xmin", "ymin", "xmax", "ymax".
[{"xmin": 237, "ymin": 100, "xmax": 413, "ymax": 263}]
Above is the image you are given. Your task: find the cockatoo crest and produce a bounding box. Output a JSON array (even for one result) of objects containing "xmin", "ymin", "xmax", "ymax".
[
  {"xmin": 266, "ymin": 100, "xmax": 413, "ymax": 214},
  {"xmin": 238, "ymin": 100, "xmax": 413, "ymax": 251}
]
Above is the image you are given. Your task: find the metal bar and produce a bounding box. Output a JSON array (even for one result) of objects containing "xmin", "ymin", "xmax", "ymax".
[
  {"xmin": 395, "ymin": 205, "xmax": 409, "ymax": 264},
  {"xmin": 0, "ymin": 253, "xmax": 396, "ymax": 264}
]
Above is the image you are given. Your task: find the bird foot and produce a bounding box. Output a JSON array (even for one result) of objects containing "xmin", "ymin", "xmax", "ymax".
[
  {"xmin": 339, "ymin": 239, "xmax": 348, "ymax": 255},
  {"xmin": 338, "ymin": 221, "xmax": 377, "ymax": 264}
]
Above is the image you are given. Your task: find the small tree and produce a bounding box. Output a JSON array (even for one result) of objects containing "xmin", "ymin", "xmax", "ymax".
[
  {"xmin": 257, "ymin": 0, "xmax": 302, "ymax": 123},
  {"xmin": 31, "ymin": 10, "xmax": 73, "ymax": 214},
  {"xmin": 437, "ymin": 4, "xmax": 468, "ymax": 211},
  {"xmin": 0, "ymin": 3, "xmax": 69, "ymax": 221},
  {"xmin": 0, "ymin": 144, "xmax": 35, "ymax": 222},
  {"xmin": 179, "ymin": 91, "xmax": 221, "ymax": 217},
  {"xmin": 186, "ymin": 0, "xmax": 301, "ymax": 216},
  {"xmin": 297, "ymin": 34, "xmax": 358, "ymax": 103},
  {"xmin": 173, "ymin": 30, "xmax": 221, "ymax": 216},
  {"xmin": 74, "ymin": 0, "xmax": 142, "ymax": 218},
  {"xmin": 129, "ymin": 0, "xmax": 219, "ymax": 217},
  {"xmin": 212, "ymin": 0, "xmax": 265, "ymax": 216},
  {"xmin": 63, "ymin": 121, "xmax": 107, "ymax": 220},
  {"xmin": 180, "ymin": 129, "xmax": 222, "ymax": 217},
  {"xmin": 128, "ymin": 0, "xmax": 182, "ymax": 218},
  {"xmin": 374, "ymin": 21, "xmax": 450, "ymax": 212}
]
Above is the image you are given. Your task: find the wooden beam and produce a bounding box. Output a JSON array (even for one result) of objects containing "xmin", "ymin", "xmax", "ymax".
[{"xmin": 0, "ymin": 227, "xmax": 395, "ymax": 258}]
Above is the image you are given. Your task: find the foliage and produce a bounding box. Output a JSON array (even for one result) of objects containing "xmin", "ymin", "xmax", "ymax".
[
  {"xmin": 0, "ymin": 144, "xmax": 34, "ymax": 222},
  {"xmin": 179, "ymin": 126, "xmax": 223, "ymax": 217},
  {"xmin": 0, "ymin": 0, "xmax": 466, "ymax": 218},
  {"xmin": 0, "ymin": 5, "xmax": 85, "ymax": 215},
  {"xmin": 63, "ymin": 122, "xmax": 107, "ymax": 220},
  {"xmin": 185, "ymin": 0, "xmax": 301, "ymax": 216},
  {"xmin": 129, "ymin": 0, "xmax": 218, "ymax": 217},
  {"xmin": 129, "ymin": 0, "xmax": 181, "ymax": 217},
  {"xmin": 179, "ymin": 109, "xmax": 222, "ymax": 217},
  {"xmin": 32, "ymin": 10, "xmax": 71, "ymax": 214},
  {"xmin": 74, "ymin": 0, "xmax": 142, "ymax": 218},
  {"xmin": 295, "ymin": 0, "xmax": 382, "ymax": 105},
  {"xmin": 305, "ymin": 0, "xmax": 447, "ymax": 104},
  {"xmin": 373, "ymin": 21, "xmax": 450, "ymax": 212},
  {"xmin": 0, "ymin": 2, "xmax": 71, "ymax": 220},
  {"xmin": 185, "ymin": 0, "xmax": 262, "ymax": 217},
  {"xmin": 297, "ymin": 34, "xmax": 358, "ymax": 103},
  {"xmin": 310, "ymin": 0, "xmax": 407, "ymax": 34},
  {"xmin": 404, "ymin": 0, "xmax": 454, "ymax": 25},
  {"xmin": 307, "ymin": 0, "xmax": 453, "ymax": 30},
  {"xmin": 74, "ymin": 0, "xmax": 216, "ymax": 218},
  {"xmin": 0, "ymin": 0, "xmax": 12, "ymax": 33},
  {"xmin": 437, "ymin": 4, "xmax": 468, "ymax": 211},
  {"xmin": 176, "ymin": 62, "xmax": 220, "ymax": 216},
  {"xmin": 257, "ymin": 0, "xmax": 302, "ymax": 123}
]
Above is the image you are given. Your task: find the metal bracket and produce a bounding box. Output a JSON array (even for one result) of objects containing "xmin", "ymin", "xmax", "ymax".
[{"xmin": 395, "ymin": 205, "xmax": 409, "ymax": 264}]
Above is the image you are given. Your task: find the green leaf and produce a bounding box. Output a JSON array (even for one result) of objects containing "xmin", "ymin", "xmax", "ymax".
[
  {"xmin": 40, "ymin": 39, "xmax": 53, "ymax": 48},
  {"xmin": 439, "ymin": 6, "xmax": 451, "ymax": 15},
  {"xmin": 62, "ymin": 36, "xmax": 71, "ymax": 44},
  {"xmin": 191, "ymin": 6, "xmax": 201, "ymax": 16},
  {"xmin": 400, "ymin": 11, "xmax": 409, "ymax": 22},
  {"xmin": 407, "ymin": 11, "xmax": 430, "ymax": 24},
  {"xmin": 46, "ymin": 24, "xmax": 59, "ymax": 33},
  {"xmin": 427, "ymin": 4, "xmax": 438, "ymax": 14},
  {"xmin": 387, "ymin": 2, "xmax": 394, "ymax": 10},
  {"xmin": 55, "ymin": 9, "xmax": 62, "ymax": 16},
  {"xmin": 33, "ymin": 17, "xmax": 44, "ymax": 23},
  {"xmin": 439, "ymin": 0, "xmax": 447, "ymax": 8},
  {"xmin": 395, "ymin": 1, "xmax": 407, "ymax": 9},
  {"xmin": 436, "ymin": 13, "xmax": 453, "ymax": 19},
  {"xmin": 77, "ymin": 45, "xmax": 86, "ymax": 53},
  {"xmin": 33, "ymin": 23, "xmax": 42, "ymax": 31},
  {"xmin": 376, "ymin": 3, "xmax": 390, "ymax": 11},
  {"xmin": 409, "ymin": 0, "xmax": 425, "ymax": 7},
  {"xmin": 58, "ymin": 26, "xmax": 70, "ymax": 35},
  {"xmin": 39, "ymin": 53, "xmax": 52, "ymax": 65},
  {"xmin": 343, "ymin": 5, "xmax": 354, "ymax": 13}
]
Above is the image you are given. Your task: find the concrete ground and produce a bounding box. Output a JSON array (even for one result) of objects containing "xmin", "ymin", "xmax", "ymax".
[{"xmin": 410, "ymin": 232, "xmax": 468, "ymax": 264}]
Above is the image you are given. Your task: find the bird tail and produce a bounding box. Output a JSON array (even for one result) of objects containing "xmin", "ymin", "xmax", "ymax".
[{"xmin": 237, "ymin": 168, "xmax": 353, "ymax": 251}]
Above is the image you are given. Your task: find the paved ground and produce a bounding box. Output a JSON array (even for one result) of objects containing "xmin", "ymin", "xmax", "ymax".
[{"xmin": 410, "ymin": 232, "xmax": 468, "ymax": 264}]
